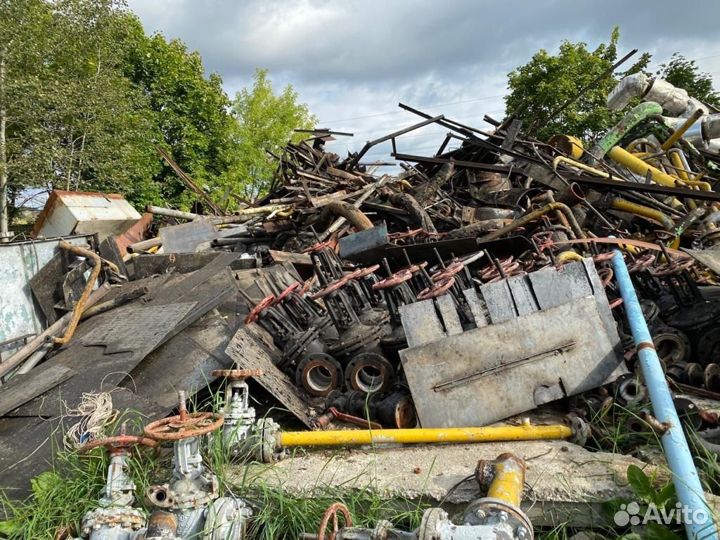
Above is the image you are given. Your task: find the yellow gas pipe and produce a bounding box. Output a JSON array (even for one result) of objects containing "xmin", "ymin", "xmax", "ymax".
[
  {"xmin": 477, "ymin": 453, "xmax": 526, "ymax": 508},
  {"xmin": 607, "ymin": 146, "xmax": 679, "ymax": 187},
  {"xmin": 277, "ymin": 423, "xmax": 573, "ymax": 449},
  {"xmin": 610, "ymin": 198, "xmax": 675, "ymax": 230}
]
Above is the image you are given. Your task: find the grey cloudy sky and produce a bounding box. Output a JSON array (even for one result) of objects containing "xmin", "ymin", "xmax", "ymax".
[{"xmin": 126, "ymin": 0, "xmax": 720, "ymax": 162}]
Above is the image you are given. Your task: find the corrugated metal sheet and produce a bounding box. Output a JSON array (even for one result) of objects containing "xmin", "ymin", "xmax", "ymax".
[{"xmin": 0, "ymin": 235, "xmax": 93, "ymax": 360}]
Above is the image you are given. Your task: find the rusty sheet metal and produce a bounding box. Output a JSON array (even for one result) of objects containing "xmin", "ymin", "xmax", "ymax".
[
  {"xmin": 225, "ymin": 324, "xmax": 313, "ymax": 428},
  {"xmin": 0, "ymin": 235, "xmax": 93, "ymax": 360},
  {"xmin": 400, "ymin": 297, "xmax": 627, "ymax": 428}
]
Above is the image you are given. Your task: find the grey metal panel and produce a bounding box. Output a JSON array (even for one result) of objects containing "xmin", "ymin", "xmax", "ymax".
[
  {"xmin": 0, "ymin": 235, "xmax": 93, "ymax": 360},
  {"xmin": 462, "ymin": 288, "xmax": 488, "ymax": 328},
  {"xmin": 507, "ymin": 275, "xmax": 539, "ymax": 316},
  {"xmin": 528, "ymin": 262, "xmax": 593, "ymax": 310},
  {"xmin": 684, "ymin": 248, "xmax": 720, "ymax": 275},
  {"xmin": 399, "ymin": 300, "xmax": 446, "ymax": 348},
  {"xmin": 400, "ymin": 297, "xmax": 627, "ymax": 428},
  {"xmin": 435, "ymin": 295, "xmax": 463, "ymax": 336},
  {"xmin": 479, "ymin": 281, "xmax": 516, "ymax": 324},
  {"xmin": 159, "ymin": 220, "xmax": 217, "ymax": 253}
]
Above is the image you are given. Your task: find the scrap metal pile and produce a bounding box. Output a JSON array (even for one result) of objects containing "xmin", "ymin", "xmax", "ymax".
[{"xmin": 4, "ymin": 74, "xmax": 720, "ymax": 538}]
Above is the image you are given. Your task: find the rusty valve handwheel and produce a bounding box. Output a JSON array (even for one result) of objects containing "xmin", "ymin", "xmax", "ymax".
[
  {"xmin": 372, "ymin": 269, "xmax": 413, "ymax": 290},
  {"xmin": 417, "ymin": 276, "xmax": 455, "ymax": 300},
  {"xmin": 244, "ymin": 295, "xmax": 276, "ymax": 324},
  {"xmin": 273, "ymin": 282, "xmax": 301, "ymax": 304},
  {"xmin": 318, "ymin": 502, "xmax": 353, "ymax": 540},
  {"xmin": 211, "ymin": 369, "xmax": 263, "ymax": 380},
  {"xmin": 80, "ymin": 434, "xmax": 158, "ymax": 454},
  {"xmin": 144, "ymin": 394, "xmax": 224, "ymax": 442},
  {"xmin": 311, "ymin": 276, "xmax": 350, "ymax": 300},
  {"xmin": 431, "ymin": 261, "xmax": 464, "ymax": 282},
  {"xmin": 352, "ymin": 264, "xmax": 380, "ymax": 279}
]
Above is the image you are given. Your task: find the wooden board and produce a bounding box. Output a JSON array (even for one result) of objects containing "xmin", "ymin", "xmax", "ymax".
[{"xmin": 0, "ymin": 365, "xmax": 75, "ymax": 417}]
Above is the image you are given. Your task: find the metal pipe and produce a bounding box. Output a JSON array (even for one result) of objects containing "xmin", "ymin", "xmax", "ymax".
[
  {"xmin": 553, "ymin": 155, "xmax": 611, "ymax": 178},
  {"xmin": 668, "ymin": 149, "xmax": 691, "ymax": 181},
  {"xmin": 607, "ymin": 146, "xmax": 679, "ymax": 187},
  {"xmin": 479, "ymin": 202, "xmax": 584, "ymax": 242},
  {"xmin": 54, "ymin": 241, "xmax": 103, "ymax": 345},
  {"xmin": 477, "ymin": 453, "xmax": 526, "ymax": 509},
  {"xmin": 277, "ymin": 423, "xmax": 573, "ymax": 448},
  {"xmin": 146, "ymin": 205, "xmax": 202, "ymax": 221},
  {"xmin": 611, "ymin": 250, "xmax": 718, "ymax": 540},
  {"xmin": 610, "ymin": 198, "xmax": 675, "ymax": 230},
  {"xmin": 662, "ymin": 108, "xmax": 705, "ymax": 151},
  {"xmin": 591, "ymin": 102, "xmax": 664, "ymax": 160},
  {"xmin": 0, "ymin": 284, "xmax": 110, "ymax": 379},
  {"xmin": 556, "ymin": 250, "xmax": 584, "ymax": 263},
  {"xmin": 127, "ymin": 236, "xmax": 162, "ymax": 253}
]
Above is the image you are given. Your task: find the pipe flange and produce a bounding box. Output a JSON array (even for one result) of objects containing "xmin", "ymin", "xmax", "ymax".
[
  {"xmin": 651, "ymin": 325, "xmax": 691, "ymax": 365},
  {"xmin": 464, "ymin": 498, "xmax": 533, "ymax": 539},
  {"xmin": 345, "ymin": 353, "xmax": 395, "ymax": 394},
  {"xmin": 296, "ymin": 354, "xmax": 343, "ymax": 397}
]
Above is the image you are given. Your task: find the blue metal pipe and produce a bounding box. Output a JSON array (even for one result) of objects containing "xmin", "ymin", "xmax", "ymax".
[{"xmin": 612, "ymin": 250, "xmax": 717, "ymax": 540}]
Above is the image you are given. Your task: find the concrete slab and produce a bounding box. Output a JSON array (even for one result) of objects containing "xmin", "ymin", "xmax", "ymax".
[{"xmin": 236, "ymin": 441, "xmax": 720, "ymax": 529}]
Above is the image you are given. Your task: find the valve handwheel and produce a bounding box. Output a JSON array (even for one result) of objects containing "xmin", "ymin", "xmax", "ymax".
[
  {"xmin": 80, "ymin": 434, "xmax": 158, "ymax": 454},
  {"xmin": 244, "ymin": 294, "xmax": 276, "ymax": 324},
  {"xmin": 144, "ymin": 392, "xmax": 224, "ymax": 441},
  {"xmin": 79, "ymin": 424, "xmax": 158, "ymax": 454},
  {"xmin": 318, "ymin": 502, "xmax": 353, "ymax": 540}
]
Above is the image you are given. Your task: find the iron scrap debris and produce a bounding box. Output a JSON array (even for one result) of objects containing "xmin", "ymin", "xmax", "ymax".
[{"xmin": 3, "ymin": 75, "xmax": 720, "ymax": 537}]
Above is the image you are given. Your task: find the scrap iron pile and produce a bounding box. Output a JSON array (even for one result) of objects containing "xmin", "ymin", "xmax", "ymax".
[{"xmin": 4, "ymin": 73, "xmax": 720, "ymax": 538}]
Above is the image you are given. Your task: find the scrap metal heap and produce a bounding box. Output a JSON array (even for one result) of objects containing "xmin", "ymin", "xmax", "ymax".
[{"xmin": 3, "ymin": 75, "xmax": 720, "ymax": 538}]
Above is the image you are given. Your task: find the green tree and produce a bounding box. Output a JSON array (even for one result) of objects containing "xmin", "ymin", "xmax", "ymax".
[
  {"xmin": 230, "ymin": 69, "xmax": 316, "ymax": 201},
  {"xmin": 0, "ymin": 0, "xmax": 160, "ymax": 235},
  {"xmin": 657, "ymin": 53, "xmax": 720, "ymax": 108},
  {"xmin": 504, "ymin": 28, "xmax": 651, "ymax": 141},
  {"xmin": 120, "ymin": 17, "xmax": 240, "ymax": 210}
]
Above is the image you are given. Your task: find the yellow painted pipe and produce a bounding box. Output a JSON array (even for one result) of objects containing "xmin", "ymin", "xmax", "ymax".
[
  {"xmin": 484, "ymin": 454, "xmax": 526, "ymax": 508},
  {"xmin": 278, "ymin": 423, "xmax": 573, "ymax": 448},
  {"xmin": 661, "ymin": 108, "xmax": 705, "ymax": 151},
  {"xmin": 552, "ymin": 156, "xmax": 610, "ymax": 178},
  {"xmin": 549, "ymin": 134, "xmax": 584, "ymax": 160},
  {"xmin": 480, "ymin": 202, "xmax": 585, "ymax": 242},
  {"xmin": 610, "ymin": 198, "xmax": 674, "ymax": 230},
  {"xmin": 556, "ymin": 250, "xmax": 584, "ymax": 263},
  {"xmin": 607, "ymin": 146, "xmax": 679, "ymax": 188},
  {"xmin": 668, "ymin": 149, "xmax": 690, "ymax": 182}
]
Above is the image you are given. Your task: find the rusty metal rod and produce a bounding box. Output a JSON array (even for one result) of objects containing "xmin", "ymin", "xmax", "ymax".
[
  {"xmin": 0, "ymin": 284, "xmax": 110, "ymax": 379},
  {"xmin": 479, "ymin": 202, "xmax": 584, "ymax": 242},
  {"xmin": 53, "ymin": 241, "xmax": 103, "ymax": 345}
]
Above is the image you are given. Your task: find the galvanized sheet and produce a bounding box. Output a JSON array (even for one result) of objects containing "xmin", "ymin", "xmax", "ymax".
[{"xmin": 400, "ymin": 297, "xmax": 627, "ymax": 428}]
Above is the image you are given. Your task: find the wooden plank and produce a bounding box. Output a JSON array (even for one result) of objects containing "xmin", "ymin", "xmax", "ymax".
[
  {"xmin": 225, "ymin": 324, "xmax": 313, "ymax": 428},
  {"xmin": 0, "ymin": 365, "xmax": 75, "ymax": 417}
]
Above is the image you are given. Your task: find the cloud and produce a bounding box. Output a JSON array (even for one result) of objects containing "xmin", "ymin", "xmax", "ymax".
[{"xmin": 126, "ymin": 0, "xmax": 720, "ymax": 157}]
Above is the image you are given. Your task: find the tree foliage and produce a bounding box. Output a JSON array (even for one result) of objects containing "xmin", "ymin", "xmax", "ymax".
[
  {"xmin": 0, "ymin": 0, "xmax": 317, "ymax": 228},
  {"xmin": 505, "ymin": 28, "xmax": 651, "ymax": 141},
  {"xmin": 230, "ymin": 69, "xmax": 316, "ymax": 201},
  {"xmin": 657, "ymin": 53, "xmax": 720, "ymax": 108}
]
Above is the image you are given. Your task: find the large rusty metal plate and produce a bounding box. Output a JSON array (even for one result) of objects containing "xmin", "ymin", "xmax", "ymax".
[
  {"xmin": 225, "ymin": 324, "xmax": 312, "ymax": 427},
  {"xmin": 400, "ymin": 297, "xmax": 627, "ymax": 428}
]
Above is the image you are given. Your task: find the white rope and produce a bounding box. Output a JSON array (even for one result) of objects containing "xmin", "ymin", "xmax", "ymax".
[{"xmin": 63, "ymin": 392, "xmax": 117, "ymax": 450}]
